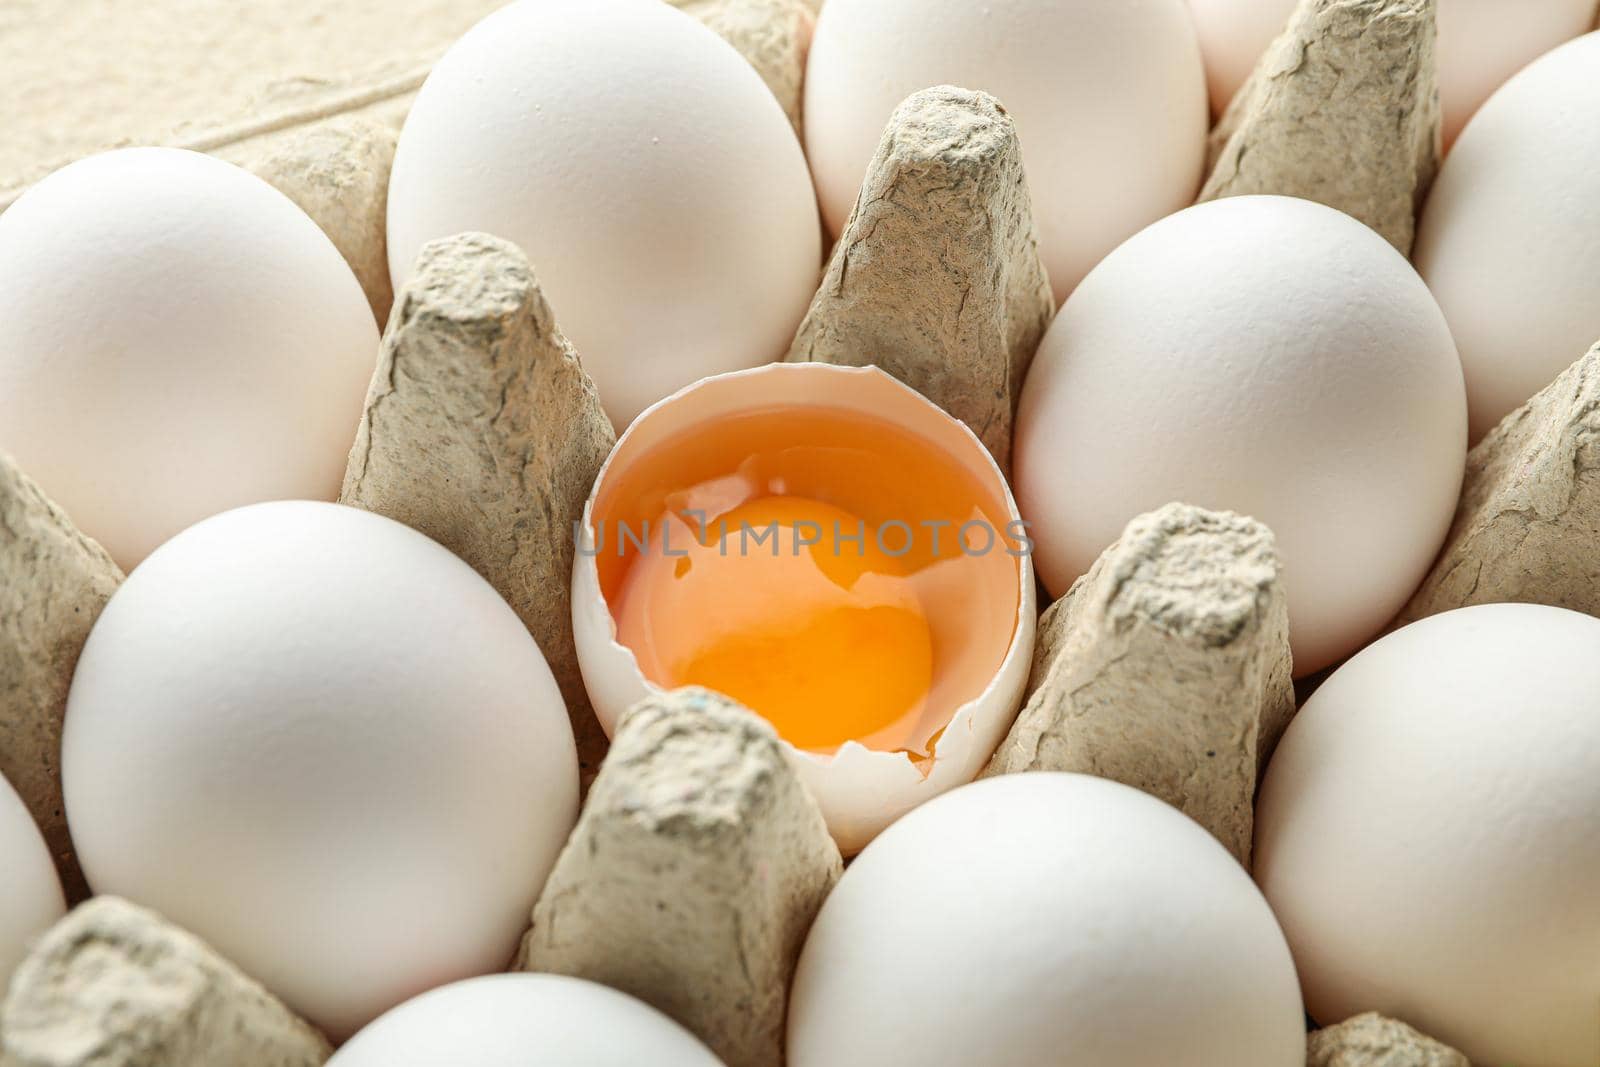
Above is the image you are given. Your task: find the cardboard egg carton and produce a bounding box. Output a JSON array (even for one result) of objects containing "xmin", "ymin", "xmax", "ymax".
[{"xmin": 1, "ymin": 0, "xmax": 1586, "ymax": 1062}]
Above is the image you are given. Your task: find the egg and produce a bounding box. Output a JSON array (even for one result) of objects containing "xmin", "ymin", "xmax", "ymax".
[
  {"xmin": 1255, "ymin": 604, "xmax": 1600, "ymax": 1067},
  {"xmin": 1187, "ymin": 0, "xmax": 1298, "ymax": 117},
  {"xmin": 0, "ymin": 148, "xmax": 378, "ymax": 570},
  {"xmin": 804, "ymin": 0, "xmax": 1208, "ymax": 300},
  {"xmin": 386, "ymin": 0, "xmax": 820, "ymax": 429},
  {"xmin": 1189, "ymin": 0, "xmax": 1595, "ymax": 143},
  {"xmin": 572, "ymin": 363, "xmax": 1036, "ymax": 854},
  {"xmin": 0, "ymin": 774, "xmax": 65, "ymax": 984},
  {"xmin": 1415, "ymin": 31, "xmax": 1600, "ymax": 441},
  {"xmin": 1014, "ymin": 196, "xmax": 1466, "ymax": 675},
  {"xmin": 61, "ymin": 502, "xmax": 578, "ymax": 1040},
  {"xmin": 787, "ymin": 773, "xmax": 1305, "ymax": 1066},
  {"xmin": 329, "ymin": 974, "xmax": 724, "ymax": 1067}
]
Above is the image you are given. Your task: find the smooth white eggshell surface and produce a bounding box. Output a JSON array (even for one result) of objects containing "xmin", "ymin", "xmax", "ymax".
[
  {"xmin": 387, "ymin": 0, "xmax": 820, "ymax": 429},
  {"xmin": 1415, "ymin": 31, "xmax": 1600, "ymax": 441},
  {"xmin": 804, "ymin": 0, "xmax": 1208, "ymax": 301},
  {"xmin": 329, "ymin": 974, "xmax": 724, "ymax": 1067},
  {"xmin": 1188, "ymin": 0, "xmax": 1595, "ymax": 142},
  {"xmin": 62, "ymin": 502, "xmax": 579, "ymax": 1041},
  {"xmin": 572, "ymin": 364, "xmax": 1035, "ymax": 856},
  {"xmin": 0, "ymin": 776, "xmax": 65, "ymax": 984},
  {"xmin": 1255, "ymin": 604, "xmax": 1600, "ymax": 1067},
  {"xmin": 1014, "ymin": 196, "xmax": 1466, "ymax": 675},
  {"xmin": 787, "ymin": 774, "xmax": 1306, "ymax": 1067},
  {"xmin": 1186, "ymin": 0, "xmax": 1298, "ymax": 116},
  {"xmin": 0, "ymin": 148, "xmax": 378, "ymax": 570}
]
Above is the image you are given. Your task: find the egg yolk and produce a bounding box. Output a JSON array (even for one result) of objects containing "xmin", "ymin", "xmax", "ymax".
[
  {"xmin": 595, "ymin": 405, "xmax": 1020, "ymax": 756},
  {"xmin": 615, "ymin": 496, "xmax": 935, "ymax": 751}
]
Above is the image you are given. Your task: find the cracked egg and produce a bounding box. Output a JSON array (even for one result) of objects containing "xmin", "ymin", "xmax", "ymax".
[{"xmin": 572, "ymin": 363, "xmax": 1035, "ymax": 852}]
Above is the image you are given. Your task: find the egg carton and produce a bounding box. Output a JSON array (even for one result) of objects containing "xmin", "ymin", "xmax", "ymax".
[{"xmin": 2, "ymin": 0, "xmax": 1597, "ymax": 1064}]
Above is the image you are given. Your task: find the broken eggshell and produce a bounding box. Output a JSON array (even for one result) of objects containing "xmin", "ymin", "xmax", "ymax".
[{"xmin": 571, "ymin": 363, "xmax": 1036, "ymax": 853}]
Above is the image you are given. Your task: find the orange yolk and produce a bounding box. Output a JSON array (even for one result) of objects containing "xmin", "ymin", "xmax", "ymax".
[
  {"xmin": 595, "ymin": 405, "xmax": 1020, "ymax": 756},
  {"xmin": 615, "ymin": 496, "xmax": 935, "ymax": 751}
]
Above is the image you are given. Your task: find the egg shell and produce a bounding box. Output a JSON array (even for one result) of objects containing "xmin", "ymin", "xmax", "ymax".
[
  {"xmin": 787, "ymin": 773, "xmax": 1306, "ymax": 1067},
  {"xmin": 386, "ymin": 0, "xmax": 821, "ymax": 429},
  {"xmin": 61, "ymin": 501, "xmax": 579, "ymax": 1040},
  {"xmin": 572, "ymin": 363, "xmax": 1036, "ymax": 855},
  {"xmin": 1415, "ymin": 31, "xmax": 1600, "ymax": 441},
  {"xmin": 0, "ymin": 774, "xmax": 65, "ymax": 984},
  {"xmin": 1188, "ymin": 0, "xmax": 1298, "ymax": 116},
  {"xmin": 666, "ymin": 0, "xmax": 815, "ymax": 132},
  {"xmin": 804, "ymin": 0, "xmax": 1208, "ymax": 300},
  {"xmin": 1189, "ymin": 0, "xmax": 1595, "ymax": 142},
  {"xmin": 0, "ymin": 148, "xmax": 378, "ymax": 570},
  {"xmin": 329, "ymin": 974, "xmax": 724, "ymax": 1067},
  {"xmin": 1014, "ymin": 195, "xmax": 1467, "ymax": 676},
  {"xmin": 1255, "ymin": 603, "xmax": 1600, "ymax": 1067}
]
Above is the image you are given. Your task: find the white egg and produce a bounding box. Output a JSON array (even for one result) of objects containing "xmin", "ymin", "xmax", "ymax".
[
  {"xmin": 571, "ymin": 363, "xmax": 1036, "ymax": 855},
  {"xmin": 1014, "ymin": 196, "xmax": 1466, "ymax": 675},
  {"xmin": 1434, "ymin": 0, "xmax": 1598, "ymax": 145},
  {"xmin": 62, "ymin": 502, "xmax": 578, "ymax": 1040},
  {"xmin": 0, "ymin": 148, "xmax": 378, "ymax": 570},
  {"xmin": 0, "ymin": 775, "xmax": 65, "ymax": 985},
  {"xmin": 1256, "ymin": 604, "xmax": 1600, "ymax": 1067},
  {"xmin": 1187, "ymin": 0, "xmax": 1298, "ymax": 117},
  {"xmin": 788, "ymin": 773, "xmax": 1306, "ymax": 1067},
  {"xmin": 804, "ymin": 0, "xmax": 1208, "ymax": 300},
  {"xmin": 1415, "ymin": 31, "xmax": 1600, "ymax": 441},
  {"xmin": 330, "ymin": 974, "xmax": 724, "ymax": 1067},
  {"xmin": 387, "ymin": 0, "xmax": 821, "ymax": 429},
  {"xmin": 1189, "ymin": 0, "xmax": 1595, "ymax": 142}
]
